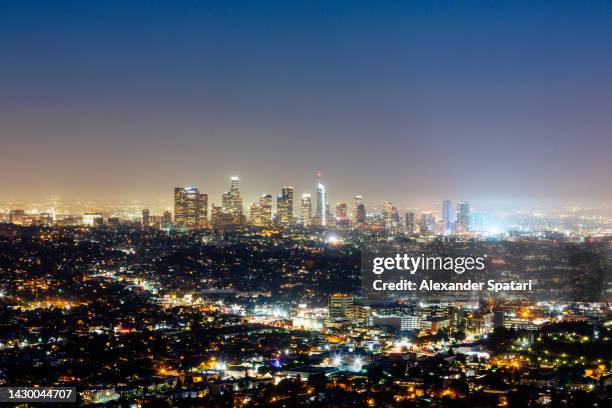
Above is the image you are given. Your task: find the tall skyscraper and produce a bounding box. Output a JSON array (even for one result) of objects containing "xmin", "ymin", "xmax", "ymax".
[
  {"xmin": 277, "ymin": 186, "xmax": 294, "ymax": 226},
  {"xmin": 316, "ymin": 183, "xmax": 327, "ymax": 226},
  {"xmin": 228, "ymin": 176, "xmax": 243, "ymax": 224},
  {"xmin": 353, "ymin": 195, "xmax": 366, "ymax": 224},
  {"xmin": 405, "ymin": 211, "xmax": 416, "ymax": 235},
  {"xmin": 300, "ymin": 193, "xmax": 312, "ymax": 226},
  {"xmin": 222, "ymin": 191, "xmax": 231, "ymax": 208},
  {"xmin": 335, "ymin": 202, "xmax": 348, "ymax": 220},
  {"xmin": 382, "ymin": 202, "xmax": 393, "ymax": 229},
  {"xmin": 142, "ymin": 208, "xmax": 150, "ymax": 228},
  {"xmin": 161, "ymin": 210, "xmax": 173, "ymax": 229},
  {"xmin": 249, "ymin": 203, "xmax": 260, "ymax": 226},
  {"xmin": 259, "ymin": 194, "xmax": 272, "ymax": 226},
  {"xmin": 419, "ymin": 212, "xmax": 435, "ymax": 234},
  {"xmin": 442, "ymin": 200, "xmax": 453, "ymax": 235},
  {"xmin": 457, "ymin": 201, "xmax": 470, "ymax": 232},
  {"xmin": 174, "ymin": 187, "xmax": 208, "ymax": 229}
]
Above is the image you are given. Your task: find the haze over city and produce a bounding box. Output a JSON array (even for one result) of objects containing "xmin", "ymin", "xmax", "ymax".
[{"xmin": 1, "ymin": 0, "xmax": 612, "ymax": 210}]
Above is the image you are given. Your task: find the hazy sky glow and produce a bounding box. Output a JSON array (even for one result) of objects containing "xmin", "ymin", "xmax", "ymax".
[{"xmin": 1, "ymin": 0, "xmax": 611, "ymax": 210}]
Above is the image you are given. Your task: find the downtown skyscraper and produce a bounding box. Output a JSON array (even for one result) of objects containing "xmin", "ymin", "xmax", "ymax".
[
  {"xmin": 353, "ymin": 195, "xmax": 366, "ymax": 224},
  {"xmin": 316, "ymin": 183, "xmax": 327, "ymax": 226},
  {"xmin": 300, "ymin": 193, "xmax": 312, "ymax": 227},
  {"xmin": 457, "ymin": 200, "xmax": 470, "ymax": 232},
  {"xmin": 277, "ymin": 186, "xmax": 294, "ymax": 226},
  {"xmin": 442, "ymin": 199, "xmax": 453, "ymax": 235},
  {"xmin": 174, "ymin": 187, "xmax": 208, "ymax": 229}
]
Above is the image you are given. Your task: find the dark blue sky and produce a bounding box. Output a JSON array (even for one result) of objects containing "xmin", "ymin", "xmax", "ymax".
[{"xmin": 1, "ymin": 0, "xmax": 611, "ymax": 210}]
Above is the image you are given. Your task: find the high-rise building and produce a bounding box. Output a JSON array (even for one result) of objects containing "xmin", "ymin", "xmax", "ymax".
[
  {"xmin": 419, "ymin": 212, "xmax": 435, "ymax": 234},
  {"xmin": 457, "ymin": 201, "xmax": 470, "ymax": 232},
  {"xmin": 249, "ymin": 203, "xmax": 260, "ymax": 226},
  {"xmin": 222, "ymin": 192, "xmax": 232, "ymax": 209},
  {"xmin": 142, "ymin": 208, "xmax": 150, "ymax": 228},
  {"xmin": 442, "ymin": 200, "xmax": 453, "ymax": 235},
  {"xmin": 469, "ymin": 211, "xmax": 489, "ymax": 232},
  {"xmin": 405, "ymin": 211, "xmax": 416, "ymax": 234},
  {"xmin": 83, "ymin": 212, "xmax": 103, "ymax": 227},
  {"xmin": 229, "ymin": 176, "xmax": 243, "ymax": 223},
  {"xmin": 335, "ymin": 202, "xmax": 348, "ymax": 221},
  {"xmin": 382, "ymin": 202, "xmax": 393, "ymax": 229},
  {"xmin": 329, "ymin": 293, "xmax": 356, "ymax": 319},
  {"xmin": 277, "ymin": 186, "xmax": 294, "ymax": 226},
  {"xmin": 8, "ymin": 209, "xmax": 25, "ymax": 225},
  {"xmin": 211, "ymin": 204, "xmax": 234, "ymax": 230},
  {"xmin": 161, "ymin": 210, "xmax": 173, "ymax": 229},
  {"xmin": 316, "ymin": 183, "xmax": 327, "ymax": 226},
  {"xmin": 300, "ymin": 193, "xmax": 312, "ymax": 226},
  {"xmin": 353, "ymin": 195, "xmax": 366, "ymax": 224},
  {"xmin": 259, "ymin": 194, "xmax": 272, "ymax": 226},
  {"xmin": 174, "ymin": 187, "xmax": 208, "ymax": 229}
]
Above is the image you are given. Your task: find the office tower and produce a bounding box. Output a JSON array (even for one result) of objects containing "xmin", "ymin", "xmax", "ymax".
[
  {"xmin": 469, "ymin": 211, "xmax": 489, "ymax": 232},
  {"xmin": 174, "ymin": 187, "xmax": 208, "ymax": 229},
  {"xmin": 329, "ymin": 293, "xmax": 356, "ymax": 319},
  {"xmin": 405, "ymin": 211, "xmax": 416, "ymax": 234},
  {"xmin": 8, "ymin": 209, "xmax": 25, "ymax": 225},
  {"xmin": 419, "ymin": 212, "xmax": 435, "ymax": 234},
  {"xmin": 353, "ymin": 195, "xmax": 366, "ymax": 224},
  {"xmin": 335, "ymin": 202, "xmax": 348, "ymax": 221},
  {"xmin": 277, "ymin": 186, "xmax": 294, "ymax": 226},
  {"xmin": 83, "ymin": 212, "xmax": 103, "ymax": 227},
  {"xmin": 107, "ymin": 217, "xmax": 120, "ymax": 229},
  {"xmin": 316, "ymin": 183, "xmax": 327, "ymax": 226},
  {"xmin": 300, "ymin": 193, "xmax": 312, "ymax": 226},
  {"xmin": 457, "ymin": 200, "xmax": 470, "ymax": 232},
  {"xmin": 229, "ymin": 176, "xmax": 243, "ymax": 223},
  {"xmin": 382, "ymin": 202, "xmax": 393, "ymax": 229},
  {"xmin": 391, "ymin": 206, "xmax": 400, "ymax": 227},
  {"xmin": 222, "ymin": 191, "xmax": 232, "ymax": 209},
  {"xmin": 161, "ymin": 210, "xmax": 173, "ymax": 229},
  {"xmin": 442, "ymin": 200, "xmax": 453, "ymax": 235},
  {"xmin": 249, "ymin": 203, "xmax": 260, "ymax": 226},
  {"xmin": 142, "ymin": 208, "xmax": 150, "ymax": 228},
  {"xmin": 211, "ymin": 204, "xmax": 234, "ymax": 230},
  {"xmin": 259, "ymin": 194, "xmax": 272, "ymax": 226}
]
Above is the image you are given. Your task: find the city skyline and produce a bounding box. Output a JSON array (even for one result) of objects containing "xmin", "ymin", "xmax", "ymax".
[{"xmin": 1, "ymin": 1, "xmax": 612, "ymax": 207}]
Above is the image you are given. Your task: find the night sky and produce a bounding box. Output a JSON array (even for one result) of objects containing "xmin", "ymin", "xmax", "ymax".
[{"xmin": 1, "ymin": 1, "xmax": 611, "ymax": 210}]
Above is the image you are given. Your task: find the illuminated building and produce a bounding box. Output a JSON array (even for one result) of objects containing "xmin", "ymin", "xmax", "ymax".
[
  {"xmin": 161, "ymin": 210, "xmax": 172, "ymax": 229},
  {"xmin": 335, "ymin": 202, "xmax": 347, "ymax": 220},
  {"xmin": 382, "ymin": 202, "xmax": 393, "ymax": 229},
  {"xmin": 419, "ymin": 212, "xmax": 435, "ymax": 234},
  {"xmin": 173, "ymin": 187, "xmax": 208, "ymax": 229},
  {"xmin": 249, "ymin": 203, "xmax": 260, "ymax": 226},
  {"xmin": 222, "ymin": 191, "xmax": 231, "ymax": 208},
  {"xmin": 211, "ymin": 204, "xmax": 234, "ymax": 230},
  {"xmin": 107, "ymin": 217, "xmax": 120, "ymax": 229},
  {"xmin": 83, "ymin": 212, "xmax": 103, "ymax": 227},
  {"xmin": 142, "ymin": 208, "xmax": 150, "ymax": 227},
  {"xmin": 329, "ymin": 293, "xmax": 356, "ymax": 318},
  {"xmin": 229, "ymin": 176, "xmax": 243, "ymax": 224},
  {"xmin": 405, "ymin": 211, "xmax": 416, "ymax": 235},
  {"xmin": 316, "ymin": 183, "xmax": 327, "ymax": 226},
  {"xmin": 353, "ymin": 195, "xmax": 366, "ymax": 224},
  {"xmin": 259, "ymin": 194, "xmax": 272, "ymax": 226},
  {"xmin": 8, "ymin": 209, "xmax": 25, "ymax": 225},
  {"xmin": 276, "ymin": 186, "xmax": 294, "ymax": 226},
  {"xmin": 469, "ymin": 211, "xmax": 490, "ymax": 232},
  {"xmin": 457, "ymin": 200, "xmax": 470, "ymax": 232},
  {"xmin": 442, "ymin": 200, "xmax": 453, "ymax": 235},
  {"xmin": 300, "ymin": 193, "xmax": 312, "ymax": 226}
]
